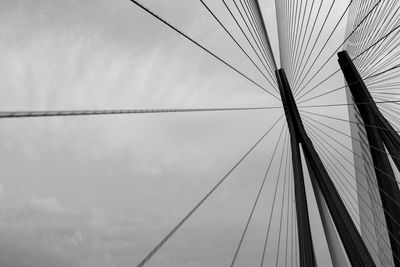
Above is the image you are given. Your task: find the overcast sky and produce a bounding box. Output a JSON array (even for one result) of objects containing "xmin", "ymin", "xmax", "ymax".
[{"xmin": 0, "ymin": 0, "xmax": 358, "ymax": 266}]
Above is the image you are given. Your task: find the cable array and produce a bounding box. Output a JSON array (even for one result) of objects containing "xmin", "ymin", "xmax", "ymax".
[{"xmin": 3, "ymin": 0, "xmax": 400, "ymax": 266}]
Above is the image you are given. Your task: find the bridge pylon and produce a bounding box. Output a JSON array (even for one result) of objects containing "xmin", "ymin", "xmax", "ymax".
[
  {"xmin": 339, "ymin": 50, "xmax": 400, "ymax": 267},
  {"xmin": 277, "ymin": 69, "xmax": 376, "ymax": 267}
]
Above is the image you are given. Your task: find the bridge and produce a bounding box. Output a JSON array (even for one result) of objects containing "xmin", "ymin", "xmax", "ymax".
[{"xmin": 2, "ymin": 0, "xmax": 400, "ymax": 266}]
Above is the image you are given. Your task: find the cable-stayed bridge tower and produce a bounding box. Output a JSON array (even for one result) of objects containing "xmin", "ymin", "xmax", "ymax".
[{"xmin": 3, "ymin": 1, "xmax": 400, "ymax": 267}]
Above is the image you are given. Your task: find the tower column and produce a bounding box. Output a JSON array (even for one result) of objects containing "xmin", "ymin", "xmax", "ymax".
[
  {"xmin": 277, "ymin": 68, "xmax": 376, "ymax": 267},
  {"xmin": 338, "ymin": 50, "xmax": 400, "ymax": 266}
]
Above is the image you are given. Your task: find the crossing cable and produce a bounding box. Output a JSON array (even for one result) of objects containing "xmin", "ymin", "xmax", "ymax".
[
  {"xmin": 355, "ymin": 1, "xmax": 399, "ymax": 71},
  {"xmin": 0, "ymin": 107, "xmax": 284, "ymax": 119},
  {"xmin": 357, "ymin": 20, "xmax": 400, "ymax": 77},
  {"xmin": 296, "ymin": 0, "xmax": 382, "ymax": 100},
  {"xmin": 260, "ymin": 131, "xmax": 289, "ymax": 266},
  {"xmin": 301, "ymin": 1, "xmax": 380, "ymax": 94},
  {"xmin": 298, "ymin": 100, "xmax": 400, "ymax": 109},
  {"xmin": 305, "ymin": 121, "xmax": 400, "ymax": 252},
  {"xmin": 343, "ymin": 0, "xmax": 360, "ymax": 50},
  {"xmin": 296, "ymin": 77, "xmax": 384, "ymax": 104},
  {"xmin": 349, "ymin": 1, "xmax": 375, "ymax": 51},
  {"xmin": 301, "ymin": 114, "xmax": 400, "ymax": 178},
  {"xmin": 303, "ymin": 119, "xmax": 400, "ymax": 229},
  {"xmin": 296, "ymin": 68, "xmax": 342, "ymax": 102},
  {"xmin": 302, "ymin": 110, "xmax": 400, "ymax": 162},
  {"xmin": 355, "ymin": 3, "xmax": 397, "ymax": 57},
  {"xmin": 295, "ymin": 0, "xmax": 385, "ymax": 100},
  {"xmin": 364, "ymin": 83, "xmax": 400, "ymax": 96},
  {"xmin": 303, "ymin": 118, "xmax": 400, "ymax": 214},
  {"xmin": 305, "ymin": 119, "xmax": 400, "ymax": 264},
  {"xmin": 305, "ymin": 123, "xmax": 400, "ymax": 263},
  {"xmin": 377, "ymin": 104, "xmax": 400, "ymax": 127},
  {"xmin": 372, "ymin": 92, "xmax": 400, "ymax": 97},
  {"xmin": 368, "ymin": 80, "xmax": 400, "ymax": 88},
  {"xmin": 291, "ymin": 0, "xmax": 336, "ymax": 90},
  {"xmin": 128, "ymin": 0, "xmax": 280, "ymax": 100},
  {"xmin": 363, "ymin": 48, "xmax": 400, "ymax": 79},
  {"xmin": 296, "ymin": 48, "xmax": 400, "ymax": 102},
  {"xmin": 346, "ymin": 0, "xmax": 389, "ymax": 56},
  {"xmin": 352, "ymin": 1, "xmax": 400, "ymax": 69},
  {"xmin": 360, "ymin": 10, "xmax": 400, "ymax": 74},
  {"xmin": 136, "ymin": 114, "xmax": 284, "ymax": 267},
  {"xmin": 373, "ymin": 95, "xmax": 400, "ymax": 109},
  {"xmin": 230, "ymin": 122, "xmax": 286, "ymax": 266},
  {"xmin": 298, "ymin": 85, "xmax": 345, "ymax": 104},
  {"xmin": 352, "ymin": 21, "xmax": 400, "ymax": 65},
  {"xmin": 365, "ymin": 67, "xmax": 400, "ymax": 86},
  {"xmin": 359, "ymin": 25, "xmax": 400, "ymax": 78},
  {"xmin": 310, "ymin": 152, "xmax": 396, "ymax": 265},
  {"xmin": 376, "ymin": 108, "xmax": 400, "ymax": 128},
  {"xmin": 380, "ymin": 109, "xmax": 400, "ymax": 133},
  {"xmin": 301, "ymin": 110, "xmax": 400, "ymax": 133},
  {"xmin": 380, "ymin": 110, "xmax": 400, "ymax": 134},
  {"xmin": 379, "ymin": 101, "xmax": 400, "ymax": 114},
  {"xmin": 221, "ymin": 0, "xmax": 277, "ymax": 83},
  {"xmin": 378, "ymin": 110, "xmax": 400, "ymax": 134},
  {"xmin": 379, "ymin": 104, "xmax": 400, "ymax": 120},
  {"xmin": 379, "ymin": 106, "xmax": 400, "ymax": 123},
  {"xmin": 369, "ymin": 83, "xmax": 400, "ymax": 91},
  {"xmin": 198, "ymin": 0, "xmax": 278, "ymax": 90},
  {"xmin": 370, "ymin": 96, "xmax": 400, "ymax": 111}
]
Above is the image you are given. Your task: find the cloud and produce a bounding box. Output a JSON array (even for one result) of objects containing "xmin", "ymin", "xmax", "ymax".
[
  {"xmin": 30, "ymin": 197, "xmax": 63, "ymax": 213},
  {"xmin": 0, "ymin": 189, "xmax": 149, "ymax": 267}
]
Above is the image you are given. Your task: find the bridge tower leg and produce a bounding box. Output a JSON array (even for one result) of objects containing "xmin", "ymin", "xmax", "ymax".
[
  {"xmin": 277, "ymin": 70, "xmax": 317, "ymax": 267},
  {"xmin": 277, "ymin": 69, "xmax": 376, "ymax": 267},
  {"xmin": 338, "ymin": 50, "xmax": 400, "ymax": 267}
]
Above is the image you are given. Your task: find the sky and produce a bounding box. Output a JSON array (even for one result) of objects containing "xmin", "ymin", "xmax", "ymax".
[{"xmin": 0, "ymin": 0, "xmax": 359, "ymax": 266}]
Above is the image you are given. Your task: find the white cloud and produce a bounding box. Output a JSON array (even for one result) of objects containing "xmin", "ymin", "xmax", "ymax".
[
  {"xmin": 30, "ymin": 197, "xmax": 63, "ymax": 213},
  {"xmin": 0, "ymin": 184, "xmax": 4, "ymax": 196}
]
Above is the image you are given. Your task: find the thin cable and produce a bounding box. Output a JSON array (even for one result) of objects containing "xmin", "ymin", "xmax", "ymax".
[
  {"xmin": 0, "ymin": 107, "xmax": 284, "ymax": 119},
  {"xmin": 301, "ymin": 109, "xmax": 400, "ymax": 132},
  {"xmin": 129, "ymin": 0, "xmax": 280, "ymax": 100},
  {"xmin": 260, "ymin": 131, "xmax": 289, "ymax": 266},
  {"xmin": 221, "ymin": 0, "xmax": 277, "ymax": 82},
  {"xmin": 136, "ymin": 114, "xmax": 283, "ymax": 267},
  {"xmin": 299, "ymin": 99, "xmax": 400, "ymax": 109},
  {"xmin": 296, "ymin": 0, "xmax": 382, "ymax": 100},
  {"xmin": 275, "ymin": 141, "xmax": 290, "ymax": 267},
  {"xmin": 230, "ymin": 122, "xmax": 286, "ymax": 266},
  {"xmin": 199, "ymin": 0, "xmax": 278, "ymax": 90}
]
